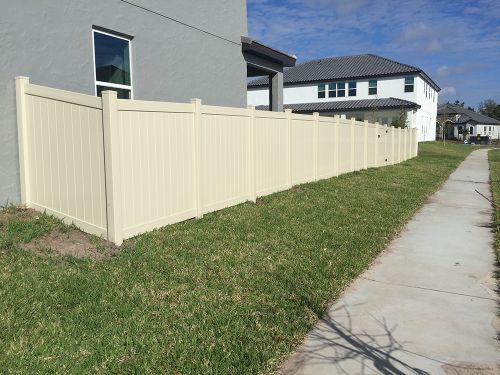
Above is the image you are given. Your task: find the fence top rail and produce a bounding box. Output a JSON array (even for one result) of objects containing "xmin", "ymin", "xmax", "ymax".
[
  {"xmin": 25, "ymin": 83, "xmax": 102, "ymax": 110},
  {"xmin": 291, "ymin": 113, "xmax": 316, "ymax": 121},
  {"xmin": 202, "ymin": 105, "xmax": 249, "ymax": 117},
  {"xmin": 117, "ymin": 98, "xmax": 194, "ymax": 114},
  {"xmin": 317, "ymin": 116, "xmax": 336, "ymax": 124},
  {"xmin": 254, "ymin": 110, "xmax": 287, "ymax": 120}
]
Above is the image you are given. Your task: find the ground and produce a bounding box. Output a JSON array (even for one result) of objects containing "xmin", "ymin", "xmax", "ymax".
[{"xmin": 0, "ymin": 142, "xmax": 481, "ymax": 374}]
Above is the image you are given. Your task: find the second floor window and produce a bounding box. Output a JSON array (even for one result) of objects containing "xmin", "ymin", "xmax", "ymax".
[
  {"xmin": 337, "ymin": 82, "xmax": 346, "ymax": 97},
  {"xmin": 93, "ymin": 29, "xmax": 133, "ymax": 99},
  {"xmin": 404, "ymin": 77, "xmax": 414, "ymax": 93},
  {"xmin": 348, "ymin": 82, "xmax": 356, "ymax": 96},
  {"xmin": 318, "ymin": 84, "xmax": 326, "ymax": 98},
  {"xmin": 369, "ymin": 80, "xmax": 377, "ymax": 95},
  {"xmin": 328, "ymin": 83, "xmax": 336, "ymax": 97}
]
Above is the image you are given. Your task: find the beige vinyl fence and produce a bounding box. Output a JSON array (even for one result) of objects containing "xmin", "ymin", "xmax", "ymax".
[{"xmin": 15, "ymin": 77, "xmax": 418, "ymax": 245}]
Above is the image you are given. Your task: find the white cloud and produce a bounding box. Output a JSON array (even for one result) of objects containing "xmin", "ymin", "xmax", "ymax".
[{"xmin": 441, "ymin": 86, "xmax": 456, "ymax": 96}]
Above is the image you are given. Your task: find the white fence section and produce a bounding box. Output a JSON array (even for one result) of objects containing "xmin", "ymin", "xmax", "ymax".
[{"xmin": 15, "ymin": 77, "xmax": 418, "ymax": 245}]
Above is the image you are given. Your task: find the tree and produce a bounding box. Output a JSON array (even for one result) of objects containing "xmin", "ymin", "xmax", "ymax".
[
  {"xmin": 478, "ymin": 99, "xmax": 500, "ymax": 121},
  {"xmin": 453, "ymin": 100, "xmax": 464, "ymax": 107},
  {"xmin": 390, "ymin": 107, "xmax": 408, "ymax": 128}
]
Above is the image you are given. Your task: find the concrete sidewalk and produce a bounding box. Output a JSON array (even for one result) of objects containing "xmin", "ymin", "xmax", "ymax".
[{"xmin": 283, "ymin": 149, "xmax": 499, "ymax": 375}]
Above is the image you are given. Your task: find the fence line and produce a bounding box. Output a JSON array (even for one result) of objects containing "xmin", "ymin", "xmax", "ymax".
[{"xmin": 15, "ymin": 77, "xmax": 418, "ymax": 245}]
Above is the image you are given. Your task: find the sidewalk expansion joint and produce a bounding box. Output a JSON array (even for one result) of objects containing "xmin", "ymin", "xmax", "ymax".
[{"xmin": 360, "ymin": 277, "xmax": 497, "ymax": 301}]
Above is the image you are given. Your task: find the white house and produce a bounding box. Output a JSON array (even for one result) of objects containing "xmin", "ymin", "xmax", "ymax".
[
  {"xmin": 247, "ymin": 54, "xmax": 440, "ymax": 142},
  {"xmin": 438, "ymin": 104, "xmax": 500, "ymax": 142}
]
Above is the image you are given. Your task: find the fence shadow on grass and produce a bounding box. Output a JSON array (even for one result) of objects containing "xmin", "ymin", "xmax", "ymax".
[{"xmin": 282, "ymin": 304, "xmax": 453, "ymax": 375}]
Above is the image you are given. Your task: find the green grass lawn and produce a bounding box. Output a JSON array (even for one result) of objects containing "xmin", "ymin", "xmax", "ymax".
[
  {"xmin": 0, "ymin": 142, "xmax": 475, "ymax": 374},
  {"xmin": 489, "ymin": 149, "xmax": 500, "ymax": 263}
]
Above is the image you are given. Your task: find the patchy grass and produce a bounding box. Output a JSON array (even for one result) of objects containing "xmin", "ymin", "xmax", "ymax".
[
  {"xmin": 489, "ymin": 149, "xmax": 500, "ymax": 263},
  {"xmin": 0, "ymin": 142, "xmax": 475, "ymax": 374}
]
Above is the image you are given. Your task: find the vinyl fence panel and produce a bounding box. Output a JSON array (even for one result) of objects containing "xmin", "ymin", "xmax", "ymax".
[{"xmin": 16, "ymin": 78, "xmax": 419, "ymax": 245}]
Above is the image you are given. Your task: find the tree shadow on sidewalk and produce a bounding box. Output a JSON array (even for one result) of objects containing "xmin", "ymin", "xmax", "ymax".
[{"xmin": 282, "ymin": 304, "xmax": 462, "ymax": 375}]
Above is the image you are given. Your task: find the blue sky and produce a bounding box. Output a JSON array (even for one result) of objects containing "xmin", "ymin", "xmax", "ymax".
[{"xmin": 247, "ymin": 0, "xmax": 500, "ymax": 108}]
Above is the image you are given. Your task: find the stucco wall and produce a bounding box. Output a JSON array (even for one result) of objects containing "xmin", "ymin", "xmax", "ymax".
[{"xmin": 0, "ymin": 0, "xmax": 248, "ymax": 204}]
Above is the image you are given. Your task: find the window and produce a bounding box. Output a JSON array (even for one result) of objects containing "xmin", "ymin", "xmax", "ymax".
[
  {"xmin": 404, "ymin": 77, "xmax": 414, "ymax": 92},
  {"xmin": 93, "ymin": 29, "xmax": 132, "ymax": 99},
  {"xmin": 489, "ymin": 126, "xmax": 492, "ymax": 131},
  {"xmin": 348, "ymin": 81, "xmax": 356, "ymax": 96},
  {"xmin": 368, "ymin": 80, "xmax": 377, "ymax": 95},
  {"xmin": 318, "ymin": 84, "xmax": 326, "ymax": 98},
  {"xmin": 337, "ymin": 82, "xmax": 346, "ymax": 97},
  {"xmin": 470, "ymin": 127, "xmax": 474, "ymax": 135},
  {"xmin": 484, "ymin": 126, "xmax": 487, "ymax": 133},
  {"xmin": 328, "ymin": 83, "xmax": 336, "ymax": 97}
]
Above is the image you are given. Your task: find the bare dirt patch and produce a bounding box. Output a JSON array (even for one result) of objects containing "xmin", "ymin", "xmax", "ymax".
[
  {"xmin": 20, "ymin": 228, "xmax": 119, "ymax": 259},
  {"xmin": 0, "ymin": 207, "xmax": 38, "ymax": 224}
]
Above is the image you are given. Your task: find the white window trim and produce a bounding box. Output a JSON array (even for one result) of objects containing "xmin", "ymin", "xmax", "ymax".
[
  {"xmin": 328, "ymin": 82, "xmax": 346, "ymax": 98},
  {"xmin": 92, "ymin": 28, "xmax": 134, "ymax": 99}
]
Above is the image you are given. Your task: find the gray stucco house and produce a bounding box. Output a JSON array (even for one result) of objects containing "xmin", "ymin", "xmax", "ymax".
[{"xmin": 0, "ymin": 0, "xmax": 295, "ymax": 204}]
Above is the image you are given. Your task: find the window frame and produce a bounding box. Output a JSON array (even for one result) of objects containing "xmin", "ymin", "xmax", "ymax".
[
  {"xmin": 404, "ymin": 76, "xmax": 414, "ymax": 93},
  {"xmin": 318, "ymin": 84, "xmax": 326, "ymax": 98},
  {"xmin": 328, "ymin": 83, "xmax": 336, "ymax": 98},
  {"xmin": 368, "ymin": 80, "xmax": 377, "ymax": 95},
  {"xmin": 92, "ymin": 28, "xmax": 134, "ymax": 99},
  {"xmin": 348, "ymin": 81, "xmax": 357, "ymax": 97},
  {"xmin": 337, "ymin": 82, "xmax": 346, "ymax": 97}
]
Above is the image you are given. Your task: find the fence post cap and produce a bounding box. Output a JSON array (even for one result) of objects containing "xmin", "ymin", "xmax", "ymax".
[
  {"xmin": 284, "ymin": 108, "xmax": 292, "ymax": 114},
  {"xmin": 190, "ymin": 98, "xmax": 202, "ymax": 104},
  {"xmin": 101, "ymin": 90, "xmax": 118, "ymax": 98},
  {"xmin": 15, "ymin": 76, "xmax": 30, "ymax": 82}
]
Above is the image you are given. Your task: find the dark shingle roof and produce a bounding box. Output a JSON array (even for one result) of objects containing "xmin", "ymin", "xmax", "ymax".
[
  {"xmin": 248, "ymin": 54, "xmax": 440, "ymax": 91},
  {"xmin": 437, "ymin": 104, "xmax": 500, "ymax": 125},
  {"xmin": 256, "ymin": 97, "xmax": 420, "ymax": 113}
]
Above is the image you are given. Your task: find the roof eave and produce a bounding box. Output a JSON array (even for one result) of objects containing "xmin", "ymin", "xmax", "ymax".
[{"xmin": 241, "ymin": 37, "xmax": 297, "ymax": 67}]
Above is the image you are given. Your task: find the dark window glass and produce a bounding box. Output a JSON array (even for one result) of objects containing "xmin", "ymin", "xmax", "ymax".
[
  {"xmin": 348, "ymin": 82, "xmax": 356, "ymax": 96},
  {"xmin": 318, "ymin": 84, "xmax": 326, "ymax": 98},
  {"xmin": 404, "ymin": 84, "xmax": 414, "ymax": 92},
  {"xmin": 369, "ymin": 80, "xmax": 377, "ymax": 95},
  {"xmin": 94, "ymin": 32, "xmax": 131, "ymax": 85},
  {"xmin": 328, "ymin": 83, "xmax": 336, "ymax": 97},
  {"xmin": 96, "ymin": 85, "xmax": 131, "ymax": 99},
  {"xmin": 405, "ymin": 77, "xmax": 414, "ymax": 85},
  {"xmin": 337, "ymin": 82, "xmax": 345, "ymax": 97}
]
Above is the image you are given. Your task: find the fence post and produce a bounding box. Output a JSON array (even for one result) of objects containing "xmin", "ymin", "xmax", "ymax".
[
  {"xmin": 334, "ymin": 115, "xmax": 340, "ymax": 176},
  {"xmin": 363, "ymin": 120, "xmax": 368, "ymax": 170},
  {"xmin": 350, "ymin": 117, "xmax": 355, "ymax": 172},
  {"xmin": 313, "ymin": 112, "xmax": 319, "ymax": 181},
  {"xmin": 15, "ymin": 76, "xmax": 30, "ymax": 206},
  {"xmin": 247, "ymin": 105, "xmax": 256, "ymax": 203},
  {"xmin": 191, "ymin": 98, "xmax": 204, "ymax": 218},
  {"xmin": 413, "ymin": 128, "xmax": 418, "ymax": 157},
  {"xmin": 374, "ymin": 122, "xmax": 379, "ymax": 168},
  {"xmin": 102, "ymin": 90, "xmax": 123, "ymax": 245},
  {"xmin": 390, "ymin": 126, "xmax": 395, "ymax": 164},
  {"xmin": 397, "ymin": 128, "xmax": 401, "ymax": 163},
  {"xmin": 403, "ymin": 128, "xmax": 408, "ymax": 161},
  {"xmin": 285, "ymin": 109, "xmax": 293, "ymax": 188}
]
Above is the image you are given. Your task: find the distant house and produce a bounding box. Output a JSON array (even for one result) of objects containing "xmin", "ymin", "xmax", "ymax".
[
  {"xmin": 438, "ymin": 104, "xmax": 500, "ymax": 141},
  {"xmin": 247, "ymin": 54, "xmax": 440, "ymax": 142},
  {"xmin": 0, "ymin": 1, "xmax": 295, "ymax": 205}
]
